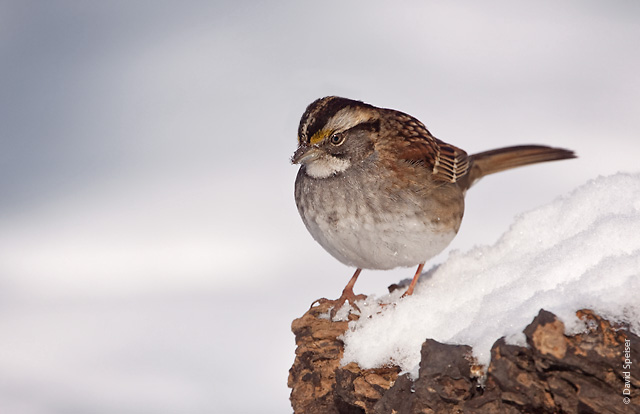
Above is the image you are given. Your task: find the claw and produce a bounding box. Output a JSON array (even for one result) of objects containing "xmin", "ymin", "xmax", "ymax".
[
  {"xmin": 317, "ymin": 268, "xmax": 366, "ymax": 319},
  {"xmin": 329, "ymin": 291, "xmax": 367, "ymax": 319}
]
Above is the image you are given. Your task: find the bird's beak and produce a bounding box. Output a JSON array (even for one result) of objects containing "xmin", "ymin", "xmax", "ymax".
[{"xmin": 291, "ymin": 145, "xmax": 322, "ymax": 165}]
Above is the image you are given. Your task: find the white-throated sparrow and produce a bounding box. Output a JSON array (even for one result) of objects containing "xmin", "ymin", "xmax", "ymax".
[{"xmin": 292, "ymin": 96, "xmax": 575, "ymax": 309}]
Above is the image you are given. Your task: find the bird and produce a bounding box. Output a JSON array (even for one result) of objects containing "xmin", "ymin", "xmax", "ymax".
[{"xmin": 292, "ymin": 96, "xmax": 575, "ymax": 311}]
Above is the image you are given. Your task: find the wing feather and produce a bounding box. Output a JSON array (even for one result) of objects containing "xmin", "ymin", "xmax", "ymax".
[{"xmin": 381, "ymin": 111, "xmax": 469, "ymax": 183}]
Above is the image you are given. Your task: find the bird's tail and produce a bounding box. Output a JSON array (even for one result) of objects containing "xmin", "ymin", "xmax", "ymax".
[{"xmin": 458, "ymin": 145, "xmax": 576, "ymax": 191}]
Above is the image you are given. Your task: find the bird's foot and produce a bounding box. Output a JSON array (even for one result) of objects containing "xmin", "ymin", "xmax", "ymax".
[{"xmin": 329, "ymin": 290, "xmax": 367, "ymax": 320}]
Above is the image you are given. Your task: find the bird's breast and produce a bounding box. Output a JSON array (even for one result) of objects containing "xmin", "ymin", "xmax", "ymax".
[{"xmin": 294, "ymin": 163, "xmax": 464, "ymax": 269}]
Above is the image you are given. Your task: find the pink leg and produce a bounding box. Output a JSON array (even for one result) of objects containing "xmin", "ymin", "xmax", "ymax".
[{"xmin": 402, "ymin": 263, "xmax": 425, "ymax": 297}]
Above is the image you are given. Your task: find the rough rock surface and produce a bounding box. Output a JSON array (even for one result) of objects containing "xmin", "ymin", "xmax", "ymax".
[
  {"xmin": 288, "ymin": 300, "xmax": 400, "ymax": 414},
  {"xmin": 289, "ymin": 301, "xmax": 640, "ymax": 413}
]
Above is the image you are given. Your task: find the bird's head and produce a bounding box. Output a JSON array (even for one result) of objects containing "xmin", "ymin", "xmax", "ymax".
[{"xmin": 291, "ymin": 96, "xmax": 381, "ymax": 178}]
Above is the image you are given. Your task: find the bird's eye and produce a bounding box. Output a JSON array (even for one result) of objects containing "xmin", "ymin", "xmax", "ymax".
[{"xmin": 329, "ymin": 132, "xmax": 345, "ymax": 146}]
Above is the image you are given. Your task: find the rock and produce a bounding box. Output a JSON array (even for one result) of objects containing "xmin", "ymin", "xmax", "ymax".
[
  {"xmin": 288, "ymin": 300, "xmax": 400, "ymax": 414},
  {"xmin": 288, "ymin": 303, "xmax": 640, "ymax": 413},
  {"xmin": 287, "ymin": 300, "xmax": 350, "ymax": 414}
]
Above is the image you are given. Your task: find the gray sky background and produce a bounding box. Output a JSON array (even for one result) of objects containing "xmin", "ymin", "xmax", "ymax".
[{"xmin": 1, "ymin": 1, "xmax": 639, "ymax": 413}]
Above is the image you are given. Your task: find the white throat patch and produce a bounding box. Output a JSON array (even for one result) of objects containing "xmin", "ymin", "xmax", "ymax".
[{"xmin": 305, "ymin": 155, "xmax": 351, "ymax": 179}]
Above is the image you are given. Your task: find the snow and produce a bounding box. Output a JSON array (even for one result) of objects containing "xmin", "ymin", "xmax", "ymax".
[{"xmin": 341, "ymin": 173, "xmax": 640, "ymax": 378}]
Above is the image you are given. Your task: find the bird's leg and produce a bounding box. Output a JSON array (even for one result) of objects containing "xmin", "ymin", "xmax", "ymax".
[
  {"xmin": 329, "ymin": 268, "xmax": 367, "ymax": 317},
  {"xmin": 402, "ymin": 262, "xmax": 426, "ymax": 297},
  {"xmin": 338, "ymin": 268, "xmax": 366, "ymax": 303}
]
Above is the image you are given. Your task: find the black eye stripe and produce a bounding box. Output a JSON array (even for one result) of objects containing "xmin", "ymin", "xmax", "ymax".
[
  {"xmin": 298, "ymin": 97, "xmax": 375, "ymax": 144},
  {"xmin": 346, "ymin": 119, "xmax": 380, "ymax": 134},
  {"xmin": 327, "ymin": 119, "xmax": 380, "ymax": 146}
]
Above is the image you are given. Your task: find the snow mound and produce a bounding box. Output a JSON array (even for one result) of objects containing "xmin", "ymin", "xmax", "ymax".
[{"xmin": 341, "ymin": 173, "xmax": 640, "ymax": 377}]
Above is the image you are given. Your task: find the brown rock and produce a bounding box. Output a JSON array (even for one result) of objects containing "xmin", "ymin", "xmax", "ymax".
[
  {"xmin": 289, "ymin": 304, "xmax": 640, "ymax": 414},
  {"xmin": 410, "ymin": 339, "xmax": 478, "ymax": 412},
  {"xmin": 288, "ymin": 300, "xmax": 400, "ymax": 414},
  {"xmin": 288, "ymin": 300, "xmax": 349, "ymax": 414},
  {"xmin": 336, "ymin": 363, "xmax": 401, "ymax": 413}
]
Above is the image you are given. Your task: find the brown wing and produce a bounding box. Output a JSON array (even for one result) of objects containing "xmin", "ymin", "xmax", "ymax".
[
  {"xmin": 429, "ymin": 138, "xmax": 470, "ymax": 183},
  {"xmin": 380, "ymin": 111, "xmax": 470, "ymax": 183}
]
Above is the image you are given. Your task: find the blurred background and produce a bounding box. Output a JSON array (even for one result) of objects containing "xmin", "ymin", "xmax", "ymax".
[{"xmin": 1, "ymin": 1, "xmax": 639, "ymax": 413}]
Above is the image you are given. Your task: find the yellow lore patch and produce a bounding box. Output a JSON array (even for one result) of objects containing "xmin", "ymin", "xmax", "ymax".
[{"xmin": 309, "ymin": 129, "xmax": 331, "ymax": 145}]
